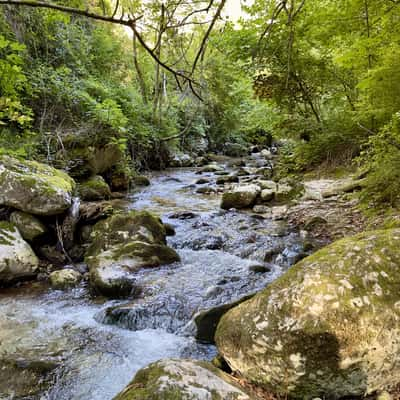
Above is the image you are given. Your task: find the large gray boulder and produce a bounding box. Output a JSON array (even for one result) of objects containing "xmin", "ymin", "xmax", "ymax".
[
  {"xmin": 113, "ymin": 359, "xmax": 253, "ymax": 400},
  {"xmin": 0, "ymin": 222, "xmax": 39, "ymax": 285},
  {"xmin": 221, "ymin": 184, "xmax": 261, "ymax": 209},
  {"xmin": 0, "ymin": 156, "xmax": 76, "ymax": 216},
  {"xmin": 86, "ymin": 211, "xmax": 180, "ymax": 297},
  {"xmin": 216, "ymin": 229, "xmax": 400, "ymax": 399}
]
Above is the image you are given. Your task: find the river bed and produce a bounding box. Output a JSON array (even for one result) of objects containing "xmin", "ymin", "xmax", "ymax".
[{"xmin": 0, "ymin": 158, "xmax": 304, "ymax": 399}]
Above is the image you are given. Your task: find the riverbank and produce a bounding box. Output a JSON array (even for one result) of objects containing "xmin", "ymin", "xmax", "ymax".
[{"xmin": 0, "ymin": 151, "xmax": 305, "ymax": 399}]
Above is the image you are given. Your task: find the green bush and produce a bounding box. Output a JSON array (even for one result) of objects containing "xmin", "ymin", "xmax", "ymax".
[{"xmin": 361, "ymin": 113, "xmax": 400, "ymax": 206}]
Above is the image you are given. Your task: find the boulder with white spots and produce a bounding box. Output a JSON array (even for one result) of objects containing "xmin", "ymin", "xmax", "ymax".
[
  {"xmin": 113, "ymin": 359, "xmax": 254, "ymax": 400},
  {"xmin": 86, "ymin": 211, "xmax": 180, "ymax": 297},
  {"xmin": 216, "ymin": 229, "xmax": 400, "ymax": 399},
  {"xmin": 0, "ymin": 222, "xmax": 39, "ymax": 284}
]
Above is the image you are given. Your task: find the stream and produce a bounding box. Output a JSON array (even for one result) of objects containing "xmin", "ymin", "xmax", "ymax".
[{"xmin": 0, "ymin": 156, "xmax": 305, "ymax": 400}]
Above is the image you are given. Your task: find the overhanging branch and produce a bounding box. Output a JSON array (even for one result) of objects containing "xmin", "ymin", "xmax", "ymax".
[{"xmin": 0, "ymin": 0, "xmax": 209, "ymax": 100}]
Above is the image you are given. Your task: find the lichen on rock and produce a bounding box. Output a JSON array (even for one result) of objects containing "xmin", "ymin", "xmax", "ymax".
[
  {"xmin": 78, "ymin": 175, "xmax": 111, "ymax": 201},
  {"xmin": 216, "ymin": 229, "xmax": 400, "ymax": 399},
  {"xmin": 86, "ymin": 210, "xmax": 180, "ymax": 297},
  {"xmin": 50, "ymin": 269, "xmax": 82, "ymax": 289},
  {"xmin": 0, "ymin": 155, "xmax": 76, "ymax": 216},
  {"xmin": 0, "ymin": 221, "xmax": 39, "ymax": 285},
  {"xmin": 113, "ymin": 359, "xmax": 254, "ymax": 400},
  {"xmin": 9, "ymin": 211, "xmax": 47, "ymax": 241}
]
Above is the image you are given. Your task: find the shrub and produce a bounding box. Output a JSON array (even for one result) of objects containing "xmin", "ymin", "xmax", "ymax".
[{"xmin": 361, "ymin": 113, "xmax": 400, "ymax": 206}]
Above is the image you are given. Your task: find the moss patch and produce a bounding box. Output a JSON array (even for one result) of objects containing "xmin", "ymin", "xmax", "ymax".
[{"xmin": 216, "ymin": 229, "xmax": 400, "ymax": 399}]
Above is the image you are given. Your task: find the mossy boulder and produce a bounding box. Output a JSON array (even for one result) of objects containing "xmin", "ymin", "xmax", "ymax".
[
  {"xmin": 87, "ymin": 210, "xmax": 168, "ymax": 256},
  {"xmin": 216, "ymin": 175, "xmax": 239, "ymax": 185},
  {"xmin": 221, "ymin": 184, "xmax": 261, "ymax": 210},
  {"xmin": 60, "ymin": 141, "xmax": 123, "ymax": 179},
  {"xmin": 0, "ymin": 155, "xmax": 76, "ymax": 216},
  {"xmin": 132, "ymin": 175, "xmax": 150, "ymax": 187},
  {"xmin": 198, "ymin": 163, "xmax": 224, "ymax": 174},
  {"xmin": 0, "ymin": 222, "xmax": 39, "ymax": 285},
  {"xmin": 109, "ymin": 169, "xmax": 130, "ymax": 191},
  {"xmin": 0, "ymin": 357, "xmax": 57, "ymax": 399},
  {"xmin": 113, "ymin": 359, "xmax": 254, "ymax": 400},
  {"xmin": 88, "ymin": 241, "xmax": 180, "ymax": 298},
  {"xmin": 86, "ymin": 211, "xmax": 180, "ymax": 297},
  {"xmin": 10, "ymin": 211, "xmax": 47, "ymax": 241},
  {"xmin": 78, "ymin": 175, "xmax": 111, "ymax": 201},
  {"xmin": 49, "ymin": 269, "xmax": 82, "ymax": 289},
  {"xmin": 216, "ymin": 229, "xmax": 400, "ymax": 399}
]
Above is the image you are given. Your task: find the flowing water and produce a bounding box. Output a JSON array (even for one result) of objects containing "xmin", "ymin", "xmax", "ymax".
[{"xmin": 0, "ymin": 156, "xmax": 305, "ymax": 400}]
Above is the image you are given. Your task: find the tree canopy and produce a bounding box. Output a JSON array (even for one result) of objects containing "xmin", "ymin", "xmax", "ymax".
[{"xmin": 1, "ymin": 0, "xmax": 399, "ymax": 204}]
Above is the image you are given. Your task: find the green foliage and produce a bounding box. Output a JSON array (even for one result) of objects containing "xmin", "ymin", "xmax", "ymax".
[
  {"xmin": 0, "ymin": 34, "xmax": 32, "ymax": 129},
  {"xmin": 0, "ymin": 0, "xmax": 398, "ymax": 206},
  {"xmin": 361, "ymin": 114, "xmax": 400, "ymax": 206}
]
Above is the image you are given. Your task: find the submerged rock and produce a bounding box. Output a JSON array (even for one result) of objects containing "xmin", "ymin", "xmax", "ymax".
[
  {"xmin": 49, "ymin": 269, "xmax": 82, "ymax": 289},
  {"xmin": 78, "ymin": 175, "xmax": 111, "ymax": 201},
  {"xmin": 113, "ymin": 359, "xmax": 253, "ymax": 400},
  {"xmin": 198, "ymin": 163, "xmax": 224, "ymax": 174},
  {"xmin": 216, "ymin": 175, "xmax": 239, "ymax": 185},
  {"xmin": 0, "ymin": 155, "xmax": 76, "ymax": 216},
  {"xmin": 216, "ymin": 229, "xmax": 400, "ymax": 399},
  {"xmin": 196, "ymin": 186, "xmax": 217, "ymax": 194},
  {"xmin": 221, "ymin": 184, "xmax": 261, "ymax": 210},
  {"xmin": 168, "ymin": 211, "xmax": 198, "ymax": 220},
  {"xmin": 9, "ymin": 211, "xmax": 47, "ymax": 241},
  {"xmin": 0, "ymin": 222, "xmax": 39, "ymax": 285},
  {"xmin": 195, "ymin": 177, "xmax": 210, "ymax": 185}
]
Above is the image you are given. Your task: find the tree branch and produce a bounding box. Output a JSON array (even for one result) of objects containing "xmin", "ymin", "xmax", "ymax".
[
  {"xmin": 160, "ymin": 105, "xmax": 201, "ymax": 141},
  {"xmin": 0, "ymin": 0, "xmax": 135, "ymax": 26},
  {"xmin": 0, "ymin": 0, "xmax": 204, "ymax": 99},
  {"xmin": 191, "ymin": 0, "xmax": 226, "ymax": 74}
]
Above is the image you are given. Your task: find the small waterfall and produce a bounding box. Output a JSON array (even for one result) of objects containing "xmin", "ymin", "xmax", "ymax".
[
  {"xmin": 70, "ymin": 196, "xmax": 81, "ymax": 220},
  {"xmin": 60, "ymin": 196, "xmax": 81, "ymax": 252}
]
